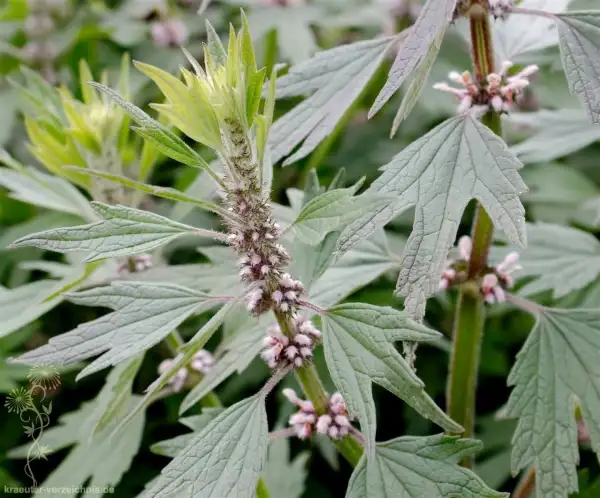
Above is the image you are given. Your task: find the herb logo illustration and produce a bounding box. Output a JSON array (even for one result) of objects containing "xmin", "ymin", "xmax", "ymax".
[{"xmin": 4, "ymin": 364, "xmax": 60, "ymax": 487}]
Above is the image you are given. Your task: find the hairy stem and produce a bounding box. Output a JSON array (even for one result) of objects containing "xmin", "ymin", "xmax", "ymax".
[
  {"xmin": 274, "ymin": 310, "xmax": 364, "ymax": 467},
  {"xmin": 446, "ymin": 12, "xmax": 500, "ymax": 468}
]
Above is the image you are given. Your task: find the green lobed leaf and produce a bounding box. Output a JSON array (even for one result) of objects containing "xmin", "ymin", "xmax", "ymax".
[
  {"xmin": 11, "ymin": 282, "xmax": 217, "ymax": 379},
  {"xmin": 509, "ymin": 223, "xmax": 600, "ymax": 298},
  {"xmin": 519, "ymin": 163, "xmax": 598, "ymax": 224},
  {"xmin": 89, "ymin": 355, "xmax": 144, "ymax": 435},
  {"xmin": 507, "ymin": 109, "xmax": 600, "ymax": 164},
  {"xmin": 145, "ymin": 395, "xmax": 268, "ymax": 498},
  {"xmin": 309, "ymin": 229, "xmax": 399, "ymax": 309},
  {"xmin": 11, "ymin": 202, "xmax": 225, "ymax": 262},
  {"xmin": 113, "ymin": 299, "xmax": 238, "ymax": 433},
  {"xmin": 292, "ymin": 184, "xmax": 394, "ymax": 245},
  {"xmin": 8, "ymin": 398, "xmax": 145, "ymax": 498},
  {"xmin": 264, "ymin": 438, "xmax": 309, "ymax": 498},
  {"xmin": 269, "ymin": 37, "xmax": 393, "ymax": 165},
  {"xmin": 150, "ymin": 408, "xmax": 224, "ymax": 457},
  {"xmin": 505, "ymin": 307, "xmax": 600, "ymax": 497},
  {"xmin": 391, "ymin": 27, "xmax": 446, "ymax": 136},
  {"xmin": 336, "ymin": 115, "xmax": 527, "ymax": 317},
  {"xmin": 556, "ymin": 11, "xmax": 600, "ymax": 123},
  {"xmin": 490, "ymin": 0, "xmax": 570, "ymax": 61},
  {"xmin": 369, "ymin": 0, "xmax": 456, "ymax": 117},
  {"xmin": 322, "ymin": 303, "xmax": 462, "ymax": 449},
  {"xmin": 346, "ymin": 434, "xmax": 506, "ymax": 498},
  {"xmin": 0, "ymin": 261, "xmax": 105, "ymax": 338}
]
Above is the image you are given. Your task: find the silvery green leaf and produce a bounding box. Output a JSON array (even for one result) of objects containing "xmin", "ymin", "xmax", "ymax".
[
  {"xmin": 310, "ymin": 230, "xmax": 399, "ymax": 309},
  {"xmin": 505, "ymin": 307, "xmax": 600, "ymax": 497},
  {"xmin": 0, "ymin": 163, "xmax": 96, "ymax": 220},
  {"xmin": 322, "ymin": 303, "xmax": 461, "ymax": 448},
  {"xmin": 269, "ymin": 37, "xmax": 393, "ymax": 164},
  {"xmin": 512, "ymin": 223, "xmax": 600, "ymax": 298},
  {"xmin": 145, "ymin": 395, "xmax": 268, "ymax": 498},
  {"xmin": 292, "ymin": 185, "xmax": 394, "ymax": 245},
  {"xmin": 290, "ymin": 231, "xmax": 340, "ymax": 290},
  {"xmin": 151, "ymin": 409, "xmax": 224, "ymax": 458},
  {"xmin": 264, "ymin": 438, "xmax": 309, "ymax": 498},
  {"xmin": 391, "ymin": 27, "xmax": 446, "ymax": 135},
  {"xmin": 89, "ymin": 82, "xmax": 216, "ymax": 171},
  {"xmin": 519, "ymin": 163, "xmax": 598, "ymax": 223},
  {"xmin": 180, "ymin": 321, "xmax": 266, "ymax": 414},
  {"xmin": 575, "ymin": 196, "xmax": 600, "ymax": 229},
  {"xmin": 491, "ymin": 0, "xmax": 571, "ymax": 61},
  {"xmin": 114, "ymin": 300, "xmax": 237, "ymax": 433},
  {"xmin": 9, "ymin": 398, "xmax": 145, "ymax": 497},
  {"xmin": 11, "ymin": 202, "xmax": 225, "ymax": 263},
  {"xmin": 507, "ymin": 109, "xmax": 600, "ymax": 163},
  {"xmin": 336, "ymin": 115, "xmax": 527, "ymax": 317},
  {"xmin": 89, "ymin": 355, "xmax": 144, "ymax": 435},
  {"xmin": 369, "ymin": 0, "xmax": 456, "ymax": 117},
  {"xmin": 0, "ymin": 261, "xmax": 104, "ymax": 338},
  {"xmin": 346, "ymin": 435, "xmax": 506, "ymax": 498},
  {"xmin": 557, "ymin": 11, "xmax": 600, "ymax": 123},
  {"xmin": 11, "ymin": 282, "xmax": 217, "ymax": 379},
  {"xmin": 248, "ymin": 6, "xmax": 322, "ymax": 64}
]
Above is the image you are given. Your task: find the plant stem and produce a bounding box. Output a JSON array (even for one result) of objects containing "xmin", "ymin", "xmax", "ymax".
[
  {"xmin": 446, "ymin": 285, "xmax": 484, "ymax": 466},
  {"xmin": 446, "ymin": 11, "xmax": 501, "ymax": 468},
  {"xmin": 274, "ymin": 310, "xmax": 364, "ymax": 467},
  {"xmin": 512, "ymin": 466, "xmax": 536, "ymax": 498}
]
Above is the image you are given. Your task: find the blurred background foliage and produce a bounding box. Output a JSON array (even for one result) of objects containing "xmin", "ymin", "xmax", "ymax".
[{"xmin": 1, "ymin": 0, "xmax": 599, "ymax": 496}]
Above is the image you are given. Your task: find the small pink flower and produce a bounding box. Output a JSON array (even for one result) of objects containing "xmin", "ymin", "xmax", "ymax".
[
  {"xmin": 191, "ymin": 350, "xmax": 214, "ymax": 375},
  {"xmin": 152, "ymin": 19, "xmax": 188, "ymax": 48},
  {"xmin": 158, "ymin": 359, "xmax": 188, "ymax": 392}
]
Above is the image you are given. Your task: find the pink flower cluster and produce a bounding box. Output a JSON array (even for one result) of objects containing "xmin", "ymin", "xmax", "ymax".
[
  {"xmin": 261, "ymin": 316, "xmax": 321, "ymax": 368},
  {"xmin": 151, "ymin": 19, "xmax": 188, "ymax": 48},
  {"xmin": 158, "ymin": 349, "xmax": 215, "ymax": 393},
  {"xmin": 283, "ymin": 389, "xmax": 352, "ymax": 440},
  {"xmin": 433, "ymin": 61, "xmax": 538, "ymax": 114},
  {"xmin": 439, "ymin": 236, "xmax": 521, "ymax": 305}
]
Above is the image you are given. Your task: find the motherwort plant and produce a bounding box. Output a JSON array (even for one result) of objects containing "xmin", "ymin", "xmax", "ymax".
[{"xmin": 4, "ymin": 1, "xmax": 600, "ymax": 497}]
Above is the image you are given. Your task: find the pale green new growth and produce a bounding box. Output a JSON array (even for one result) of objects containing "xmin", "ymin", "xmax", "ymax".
[
  {"xmin": 11, "ymin": 202, "xmax": 224, "ymax": 262},
  {"xmin": 322, "ymin": 303, "xmax": 462, "ymax": 449},
  {"xmin": 88, "ymin": 82, "xmax": 216, "ymax": 172},
  {"xmin": 146, "ymin": 395, "xmax": 268, "ymax": 498},
  {"xmin": 346, "ymin": 435, "xmax": 507, "ymax": 498},
  {"xmin": 505, "ymin": 307, "xmax": 600, "ymax": 497}
]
